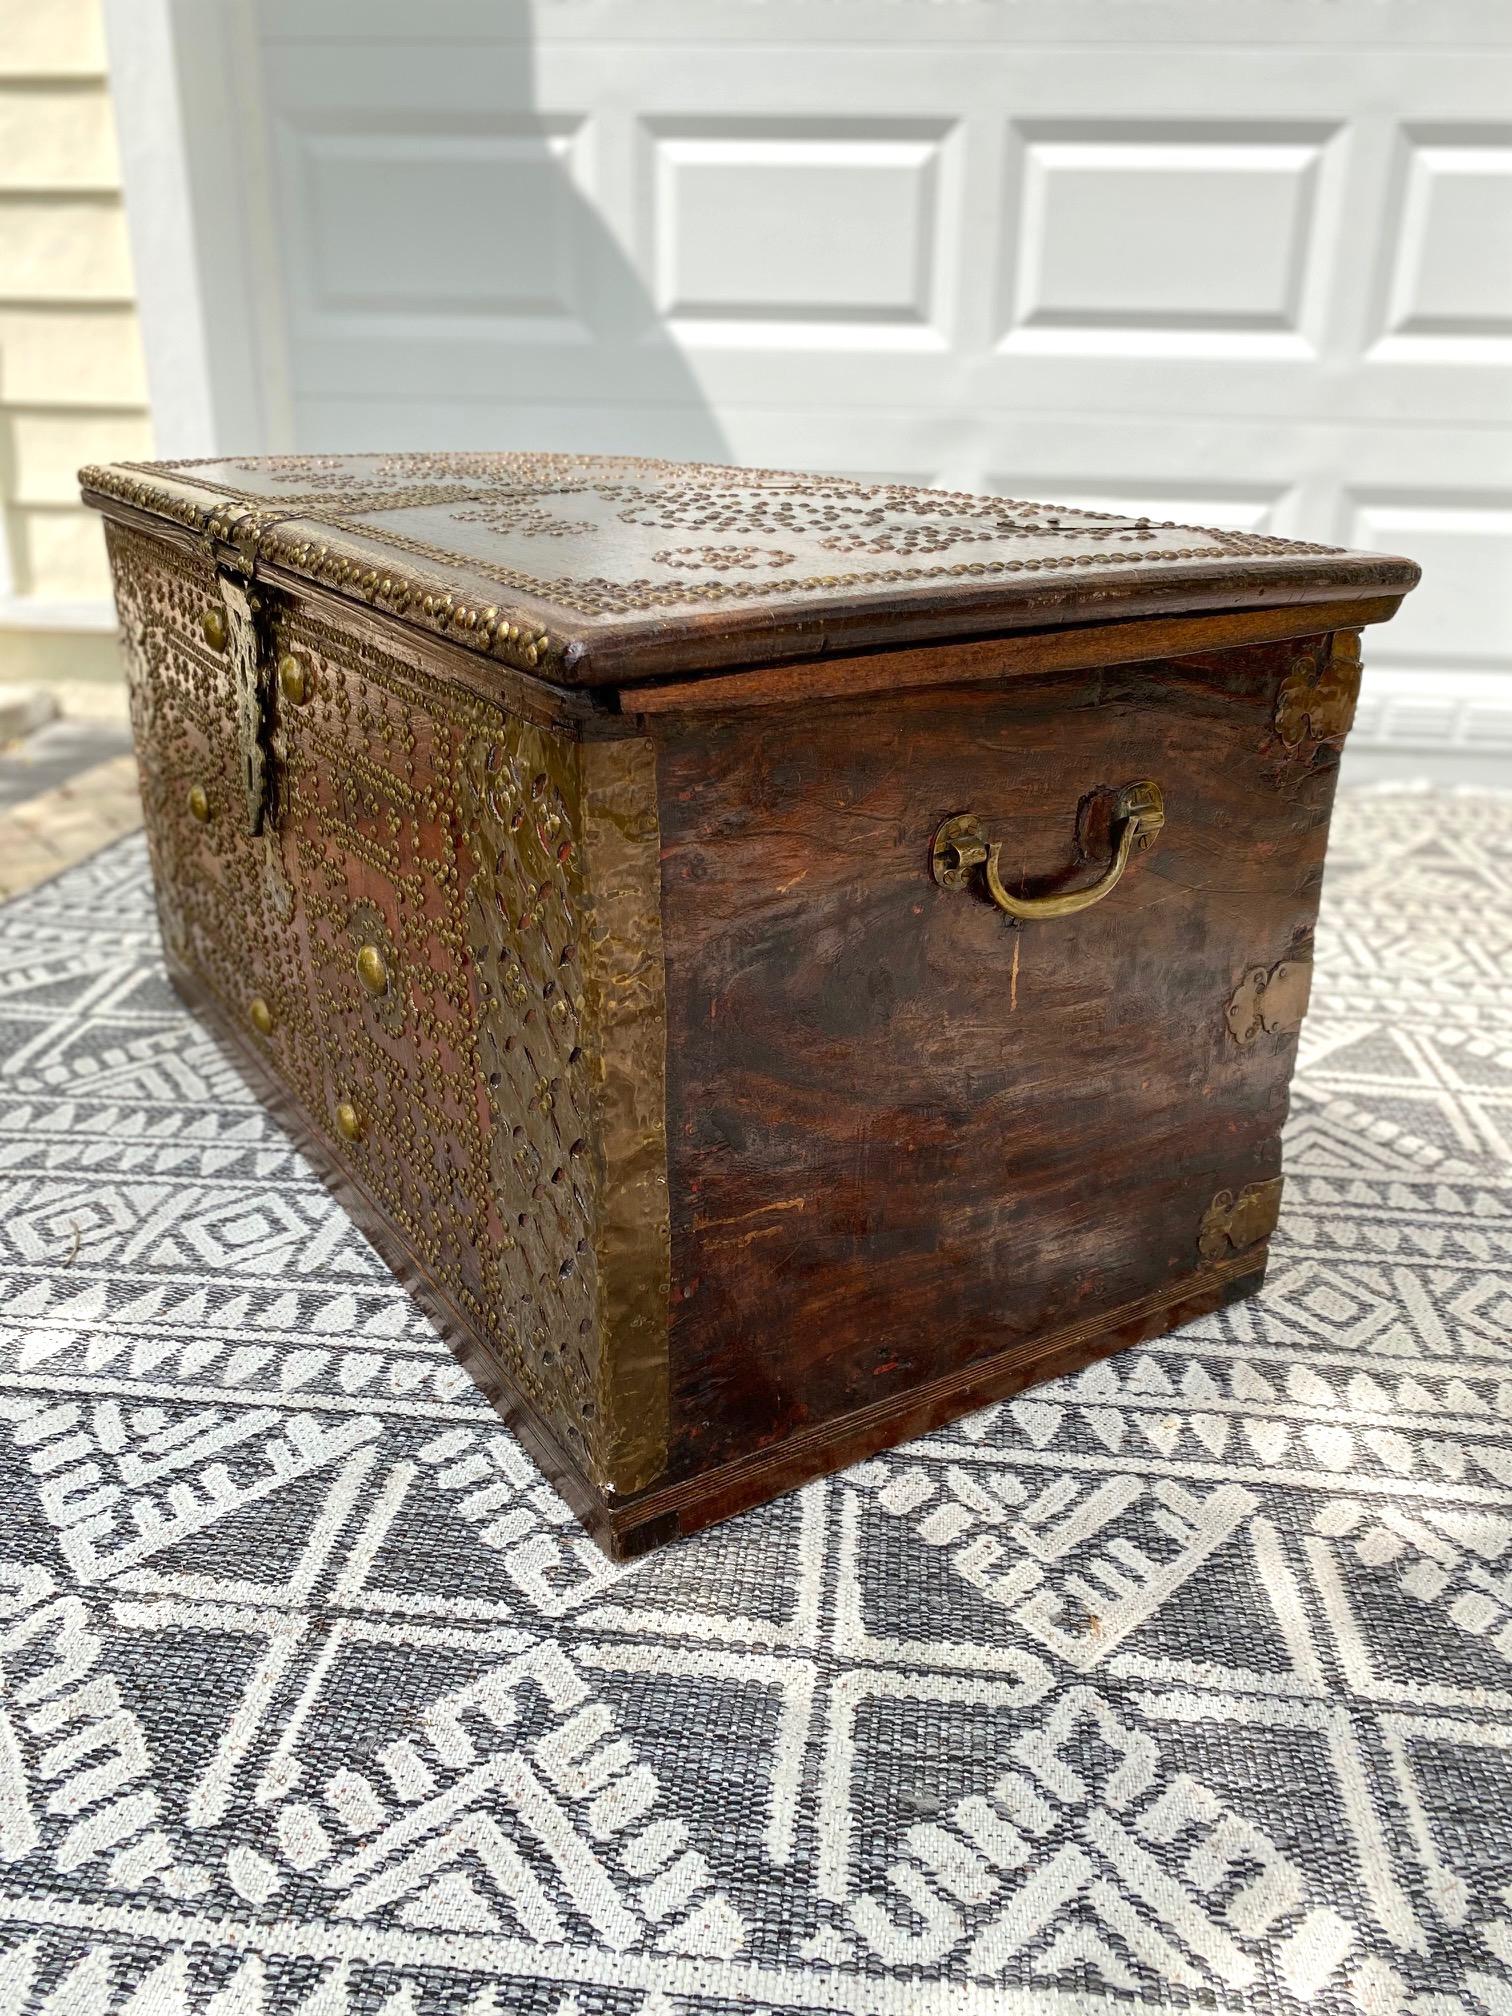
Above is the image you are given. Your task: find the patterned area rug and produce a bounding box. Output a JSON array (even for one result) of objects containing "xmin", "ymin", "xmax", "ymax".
[{"xmin": 1, "ymin": 786, "xmax": 1510, "ymax": 2016}]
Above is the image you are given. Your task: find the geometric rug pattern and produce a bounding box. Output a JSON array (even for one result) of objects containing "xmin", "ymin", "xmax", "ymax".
[{"xmin": 1, "ymin": 785, "xmax": 1510, "ymax": 2016}]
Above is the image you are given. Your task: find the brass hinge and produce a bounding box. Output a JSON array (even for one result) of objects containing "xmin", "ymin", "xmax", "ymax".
[
  {"xmin": 1274, "ymin": 632, "xmax": 1361, "ymax": 753},
  {"xmin": 215, "ymin": 567, "xmax": 271, "ymax": 837},
  {"xmin": 1226, "ymin": 957, "xmax": 1313, "ymax": 1045},
  {"xmin": 1198, "ymin": 1177, "xmax": 1284, "ymax": 1264}
]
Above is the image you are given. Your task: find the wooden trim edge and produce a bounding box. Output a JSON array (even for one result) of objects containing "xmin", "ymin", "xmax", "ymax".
[{"xmin": 624, "ymin": 596, "xmax": 1403, "ymax": 716}]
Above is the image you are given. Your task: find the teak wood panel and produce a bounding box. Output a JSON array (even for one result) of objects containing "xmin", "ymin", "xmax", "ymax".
[{"xmin": 650, "ymin": 636, "xmax": 1332, "ymax": 1483}]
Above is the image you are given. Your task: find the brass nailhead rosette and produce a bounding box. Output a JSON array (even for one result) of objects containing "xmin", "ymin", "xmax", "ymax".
[
  {"xmin": 345, "ymin": 900, "xmax": 405, "ymax": 1036},
  {"xmin": 277, "ymin": 651, "xmax": 311, "ymax": 705}
]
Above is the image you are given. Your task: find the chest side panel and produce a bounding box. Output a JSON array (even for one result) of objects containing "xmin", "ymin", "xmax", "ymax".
[{"xmin": 651, "ymin": 635, "xmax": 1345, "ymax": 1483}]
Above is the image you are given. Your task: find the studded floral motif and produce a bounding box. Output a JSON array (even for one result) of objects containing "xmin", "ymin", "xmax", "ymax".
[{"xmin": 651, "ymin": 544, "xmax": 797, "ymax": 571}]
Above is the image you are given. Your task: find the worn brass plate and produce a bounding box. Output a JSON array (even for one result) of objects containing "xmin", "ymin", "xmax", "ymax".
[
  {"xmin": 1226, "ymin": 958, "xmax": 1313, "ymax": 1045},
  {"xmin": 1275, "ymin": 632, "xmax": 1361, "ymax": 751},
  {"xmin": 1198, "ymin": 1178, "xmax": 1285, "ymax": 1264}
]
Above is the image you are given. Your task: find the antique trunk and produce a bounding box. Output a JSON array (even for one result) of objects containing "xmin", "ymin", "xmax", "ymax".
[{"xmin": 81, "ymin": 454, "xmax": 1418, "ymax": 1558}]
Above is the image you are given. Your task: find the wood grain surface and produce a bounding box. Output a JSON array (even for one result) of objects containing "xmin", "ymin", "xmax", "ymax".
[{"xmin": 650, "ymin": 634, "xmax": 1337, "ymax": 1486}]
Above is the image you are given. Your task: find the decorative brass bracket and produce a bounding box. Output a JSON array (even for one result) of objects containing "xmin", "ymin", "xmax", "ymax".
[
  {"xmin": 1275, "ymin": 632, "xmax": 1361, "ymax": 754},
  {"xmin": 1198, "ymin": 1178, "xmax": 1284, "ymax": 1264},
  {"xmin": 216, "ymin": 567, "xmax": 272, "ymax": 837},
  {"xmin": 932, "ymin": 779, "xmax": 1165, "ymax": 922},
  {"xmin": 1226, "ymin": 957, "xmax": 1313, "ymax": 1045}
]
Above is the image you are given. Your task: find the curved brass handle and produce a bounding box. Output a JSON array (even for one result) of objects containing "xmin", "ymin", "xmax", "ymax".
[{"xmin": 931, "ymin": 780, "xmax": 1165, "ymax": 922}]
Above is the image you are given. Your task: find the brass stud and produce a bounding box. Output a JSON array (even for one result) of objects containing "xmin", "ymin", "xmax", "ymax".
[
  {"xmin": 278, "ymin": 651, "xmax": 310, "ymax": 705},
  {"xmin": 187, "ymin": 783, "xmax": 210, "ymax": 824},
  {"xmin": 201, "ymin": 606, "xmax": 228, "ymax": 651},
  {"xmin": 248, "ymin": 996, "xmax": 273, "ymax": 1037},
  {"xmin": 355, "ymin": 943, "xmax": 389, "ymax": 997},
  {"xmin": 335, "ymin": 1100, "xmax": 363, "ymax": 1142}
]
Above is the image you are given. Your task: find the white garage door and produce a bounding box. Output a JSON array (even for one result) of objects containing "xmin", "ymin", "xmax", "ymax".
[{"xmin": 111, "ymin": 0, "xmax": 1512, "ymax": 778}]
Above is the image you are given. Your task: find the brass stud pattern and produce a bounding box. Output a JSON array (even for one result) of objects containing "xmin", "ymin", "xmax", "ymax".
[
  {"xmin": 455, "ymin": 719, "xmax": 600, "ymax": 1455},
  {"xmin": 275, "ymin": 611, "xmax": 600, "ymax": 1454},
  {"xmin": 340, "ymin": 898, "xmax": 406, "ymax": 1039},
  {"xmin": 248, "ymin": 996, "xmax": 273, "ymax": 1036},
  {"xmin": 104, "ymin": 522, "xmax": 329, "ymax": 1135}
]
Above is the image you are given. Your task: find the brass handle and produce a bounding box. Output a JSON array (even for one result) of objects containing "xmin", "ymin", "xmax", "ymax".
[{"xmin": 931, "ymin": 780, "xmax": 1165, "ymax": 921}]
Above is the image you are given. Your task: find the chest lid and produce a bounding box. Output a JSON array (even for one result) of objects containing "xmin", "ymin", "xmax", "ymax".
[{"xmin": 80, "ymin": 452, "xmax": 1419, "ymax": 690}]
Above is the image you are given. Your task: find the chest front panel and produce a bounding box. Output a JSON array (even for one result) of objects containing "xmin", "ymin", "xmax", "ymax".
[{"xmin": 106, "ymin": 525, "xmax": 607, "ymax": 1481}]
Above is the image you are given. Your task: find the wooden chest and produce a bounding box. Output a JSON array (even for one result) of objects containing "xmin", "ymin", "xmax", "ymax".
[{"xmin": 82, "ymin": 454, "xmax": 1417, "ymax": 1557}]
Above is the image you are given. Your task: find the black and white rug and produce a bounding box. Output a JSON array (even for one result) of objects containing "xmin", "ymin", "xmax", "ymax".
[{"xmin": 1, "ymin": 787, "xmax": 1509, "ymax": 2016}]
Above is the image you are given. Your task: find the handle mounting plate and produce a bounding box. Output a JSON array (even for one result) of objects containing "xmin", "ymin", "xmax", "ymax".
[{"xmin": 930, "ymin": 813, "xmax": 990, "ymax": 891}]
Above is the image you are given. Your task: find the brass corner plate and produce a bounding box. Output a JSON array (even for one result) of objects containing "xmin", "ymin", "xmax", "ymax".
[
  {"xmin": 1198, "ymin": 1178, "xmax": 1285, "ymax": 1264},
  {"xmin": 1226, "ymin": 957, "xmax": 1313, "ymax": 1045},
  {"xmin": 1274, "ymin": 631, "xmax": 1361, "ymax": 753}
]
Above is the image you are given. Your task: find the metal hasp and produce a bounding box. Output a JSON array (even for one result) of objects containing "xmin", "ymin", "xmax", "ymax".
[
  {"xmin": 214, "ymin": 569, "xmax": 272, "ymax": 837},
  {"xmin": 931, "ymin": 779, "xmax": 1165, "ymax": 922}
]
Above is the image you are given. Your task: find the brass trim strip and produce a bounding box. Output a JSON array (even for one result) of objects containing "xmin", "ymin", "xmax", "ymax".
[{"xmin": 580, "ymin": 734, "xmax": 672, "ymax": 1496}]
